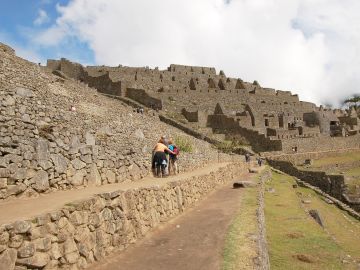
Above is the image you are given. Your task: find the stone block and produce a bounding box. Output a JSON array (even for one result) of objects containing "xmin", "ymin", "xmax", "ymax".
[
  {"xmin": 16, "ymin": 252, "xmax": 50, "ymax": 268},
  {"xmin": 34, "ymin": 237, "xmax": 52, "ymax": 252},
  {"xmin": 18, "ymin": 242, "xmax": 36, "ymax": 258},
  {"xmin": 309, "ymin": 209, "xmax": 324, "ymax": 227},
  {"xmin": 13, "ymin": 221, "xmax": 32, "ymax": 234},
  {"xmin": 32, "ymin": 170, "xmax": 49, "ymax": 192},
  {"xmin": 233, "ymin": 181, "xmax": 257, "ymax": 188},
  {"xmin": 51, "ymin": 154, "xmax": 68, "ymax": 174},
  {"xmin": 15, "ymin": 87, "xmax": 34, "ymax": 98},
  {"xmin": 0, "ymin": 248, "xmax": 17, "ymax": 270},
  {"xmin": 71, "ymin": 158, "xmax": 86, "ymax": 170},
  {"xmin": 87, "ymin": 164, "xmax": 102, "ymax": 186},
  {"xmin": 70, "ymin": 170, "xmax": 86, "ymax": 186},
  {"xmin": 85, "ymin": 132, "xmax": 96, "ymax": 146}
]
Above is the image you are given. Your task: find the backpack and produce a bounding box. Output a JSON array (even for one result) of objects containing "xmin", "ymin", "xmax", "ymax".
[{"xmin": 172, "ymin": 145, "xmax": 180, "ymax": 156}]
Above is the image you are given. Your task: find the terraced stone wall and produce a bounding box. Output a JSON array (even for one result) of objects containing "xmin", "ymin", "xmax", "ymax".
[
  {"xmin": 267, "ymin": 159, "xmax": 344, "ymax": 199},
  {"xmin": 280, "ymin": 134, "xmax": 360, "ymax": 154},
  {"xmin": 0, "ymin": 46, "xmax": 220, "ymax": 201},
  {"xmin": 0, "ymin": 163, "xmax": 243, "ymax": 270}
]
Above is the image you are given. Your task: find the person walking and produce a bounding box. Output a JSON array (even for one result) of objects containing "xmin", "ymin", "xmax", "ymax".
[
  {"xmin": 168, "ymin": 138, "xmax": 179, "ymax": 175},
  {"xmin": 152, "ymin": 137, "xmax": 175, "ymax": 177}
]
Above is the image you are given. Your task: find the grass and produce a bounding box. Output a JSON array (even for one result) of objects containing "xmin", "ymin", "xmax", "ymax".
[
  {"xmin": 297, "ymin": 151, "xmax": 360, "ymax": 197},
  {"xmin": 311, "ymin": 152, "xmax": 360, "ymax": 168},
  {"xmin": 345, "ymin": 167, "xmax": 360, "ymax": 177},
  {"xmin": 175, "ymin": 136, "xmax": 193, "ymax": 153},
  {"xmin": 222, "ymin": 173, "xmax": 259, "ymax": 270},
  {"xmin": 265, "ymin": 171, "xmax": 360, "ymax": 270}
]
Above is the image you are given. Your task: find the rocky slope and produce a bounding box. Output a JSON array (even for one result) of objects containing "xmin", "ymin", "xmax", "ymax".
[{"xmin": 0, "ymin": 43, "xmax": 220, "ymax": 200}]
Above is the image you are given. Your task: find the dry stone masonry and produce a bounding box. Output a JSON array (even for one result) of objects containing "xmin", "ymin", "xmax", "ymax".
[
  {"xmin": 0, "ymin": 44, "xmax": 221, "ymax": 200},
  {"xmin": 0, "ymin": 163, "xmax": 243, "ymax": 270},
  {"xmin": 46, "ymin": 58, "xmax": 360, "ymax": 154}
]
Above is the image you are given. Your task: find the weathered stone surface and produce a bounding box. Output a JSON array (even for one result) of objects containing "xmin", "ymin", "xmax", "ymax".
[
  {"xmin": 100, "ymin": 208, "xmax": 113, "ymax": 221},
  {"xmin": 134, "ymin": 129, "xmax": 145, "ymax": 140},
  {"xmin": 233, "ymin": 181, "xmax": 256, "ymax": 188},
  {"xmin": 70, "ymin": 211, "xmax": 88, "ymax": 226},
  {"xmin": 18, "ymin": 242, "xmax": 36, "ymax": 258},
  {"xmin": 34, "ymin": 237, "xmax": 52, "ymax": 252},
  {"xmin": 7, "ymin": 184, "xmax": 27, "ymax": 196},
  {"xmin": 0, "ymin": 231, "xmax": 10, "ymax": 245},
  {"xmin": 309, "ymin": 209, "xmax": 324, "ymax": 227},
  {"xmin": 9, "ymin": 235, "xmax": 23, "ymax": 248},
  {"xmin": 51, "ymin": 154, "xmax": 68, "ymax": 174},
  {"xmin": 65, "ymin": 251, "xmax": 79, "ymax": 264},
  {"xmin": 0, "ymin": 178, "xmax": 6, "ymax": 189},
  {"xmin": 0, "ymin": 168, "xmax": 10, "ymax": 178},
  {"xmin": 80, "ymin": 154, "xmax": 92, "ymax": 164},
  {"xmin": 16, "ymin": 87, "xmax": 34, "ymax": 98},
  {"xmin": 70, "ymin": 170, "xmax": 86, "ymax": 186},
  {"xmin": 50, "ymin": 243, "xmax": 62, "ymax": 260},
  {"xmin": 32, "ymin": 171, "xmax": 49, "ymax": 192},
  {"xmin": 85, "ymin": 132, "xmax": 96, "ymax": 146},
  {"xmin": 71, "ymin": 159, "xmax": 86, "ymax": 170},
  {"xmin": 64, "ymin": 238, "xmax": 78, "ymax": 262},
  {"xmin": 69, "ymin": 136, "xmax": 81, "ymax": 154},
  {"xmin": 3, "ymin": 96, "xmax": 15, "ymax": 106},
  {"xmin": 36, "ymin": 139, "xmax": 52, "ymax": 170},
  {"xmin": 12, "ymin": 168, "xmax": 27, "ymax": 181},
  {"xmin": 105, "ymin": 170, "xmax": 116, "ymax": 184},
  {"xmin": 13, "ymin": 221, "xmax": 31, "ymax": 234},
  {"xmin": 87, "ymin": 164, "xmax": 102, "ymax": 186},
  {"xmin": 17, "ymin": 252, "xmax": 50, "ymax": 268},
  {"xmin": 21, "ymin": 114, "xmax": 31, "ymax": 123},
  {"xmin": 0, "ymin": 248, "xmax": 17, "ymax": 270}
]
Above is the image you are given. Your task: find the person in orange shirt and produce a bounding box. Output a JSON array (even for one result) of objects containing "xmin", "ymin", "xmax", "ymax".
[{"xmin": 152, "ymin": 137, "xmax": 175, "ymax": 177}]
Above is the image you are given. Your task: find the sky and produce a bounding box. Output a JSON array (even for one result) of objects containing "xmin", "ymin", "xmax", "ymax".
[{"xmin": 0, "ymin": 0, "xmax": 359, "ymax": 107}]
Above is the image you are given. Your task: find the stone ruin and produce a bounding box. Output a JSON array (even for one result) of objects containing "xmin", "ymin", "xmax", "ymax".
[
  {"xmin": 47, "ymin": 58, "xmax": 360, "ymax": 154},
  {"xmin": 0, "ymin": 42, "xmax": 359, "ymax": 270}
]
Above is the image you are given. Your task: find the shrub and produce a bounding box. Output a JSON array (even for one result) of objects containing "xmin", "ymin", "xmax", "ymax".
[{"xmin": 175, "ymin": 136, "xmax": 193, "ymax": 153}]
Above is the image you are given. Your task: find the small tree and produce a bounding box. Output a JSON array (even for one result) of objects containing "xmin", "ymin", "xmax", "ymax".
[{"xmin": 343, "ymin": 94, "xmax": 360, "ymax": 109}]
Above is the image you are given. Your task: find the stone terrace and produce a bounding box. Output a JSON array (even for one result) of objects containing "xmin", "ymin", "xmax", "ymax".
[
  {"xmin": 46, "ymin": 58, "xmax": 360, "ymax": 154},
  {"xmin": 0, "ymin": 43, "xmax": 222, "ymax": 201}
]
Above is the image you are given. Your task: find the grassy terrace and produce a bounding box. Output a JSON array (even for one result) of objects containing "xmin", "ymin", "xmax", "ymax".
[
  {"xmin": 265, "ymin": 171, "xmax": 360, "ymax": 270},
  {"xmin": 297, "ymin": 152, "xmax": 360, "ymax": 197},
  {"xmin": 310, "ymin": 152, "xmax": 360, "ymax": 169}
]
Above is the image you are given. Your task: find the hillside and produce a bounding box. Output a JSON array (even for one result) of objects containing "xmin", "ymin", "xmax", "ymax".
[{"xmin": 0, "ymin": 43, "xmax": 220, "ymax": 200}]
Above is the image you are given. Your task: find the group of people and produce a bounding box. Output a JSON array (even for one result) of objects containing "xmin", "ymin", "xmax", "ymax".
[
  {"xmin": 245, "ymin": 153, "xmax": 263, "ymax": 166},
  {"xmin": 152, "ymin": 136, "xmax": 180, "ymax": 177}
]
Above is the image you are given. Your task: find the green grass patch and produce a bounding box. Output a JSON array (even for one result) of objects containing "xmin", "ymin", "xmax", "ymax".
[
  {"xmin": 311, "ymin": 152, "xmax": 360, "ymax": 168},
  {"xmin": 265, "ymin": 171, "xmax": 360, "ymax": 270},
  {"xmin": 222, "ymin": 175, "xmax": 259, "ymax": 270}
]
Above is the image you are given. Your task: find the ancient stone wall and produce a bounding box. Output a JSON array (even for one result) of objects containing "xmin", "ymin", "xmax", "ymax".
[
  {"xmin": 280, "ymin": 134, "xmax": 360, "ymax": 154},
  {"xmin": 84, "ymin": 73, "xmax": 122, "ymax": 96},
  {"xmin": 267, "ymin": 159, "xmax": 345, "ymax": 199},
  {"xmin": 0, "ymin": 163, "xmax": 243, "ymax": 270},
  {"xmin": 207, "ymin": 114, "xmax": 282, "ymax": 152},
  {"xmin": 125, "ymin": 88, "xmax": 162, "ymax": 110},
  {"xmin": 0, "ymin": 46, "xmax": 220, "ymax": 201}
]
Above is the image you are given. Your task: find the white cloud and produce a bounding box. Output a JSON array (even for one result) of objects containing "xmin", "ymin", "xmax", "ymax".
[
  {"xmin": 34, "ymin": 0, "xmax": 360, "ymax": 106},
  {"xmin": 0, "ymin": 31, "xmax": 43, "ymax": 64},
  {"xmin": 34, "ymin": 9, "xmax": 50, "ymax": 26}
]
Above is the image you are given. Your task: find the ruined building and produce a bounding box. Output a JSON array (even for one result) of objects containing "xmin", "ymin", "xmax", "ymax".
[{"xmin": 47, "ymin": 58, "xmax": 360, "ymax": 154}]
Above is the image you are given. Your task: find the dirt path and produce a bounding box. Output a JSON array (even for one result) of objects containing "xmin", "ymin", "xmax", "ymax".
[
  {"xmin": 0, "ymin": 162, "xmax": 230, "ymax": 225},
  {"xmin": 89, "ymin": 172, "xmax": 253, "ymax": 270}
]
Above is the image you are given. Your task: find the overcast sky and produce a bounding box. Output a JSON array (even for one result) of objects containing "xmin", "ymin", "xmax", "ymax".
[{"xmin": 1, "ymin": 0, "xmax": 359, "ymax": 106}]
